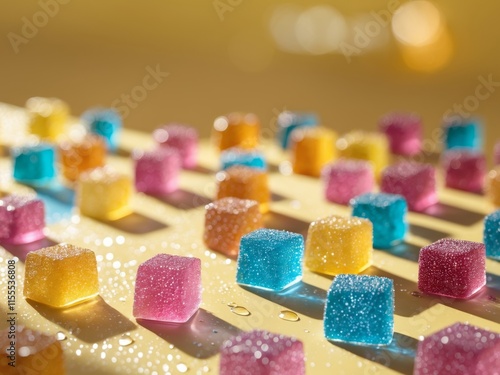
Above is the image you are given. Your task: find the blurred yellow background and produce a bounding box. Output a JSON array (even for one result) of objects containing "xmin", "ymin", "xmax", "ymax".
[{"xmin": 1, "ymin": 1, "xmax": 499, "ymax": 153}]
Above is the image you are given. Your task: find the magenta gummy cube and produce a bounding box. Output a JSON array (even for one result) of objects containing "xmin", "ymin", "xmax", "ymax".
[
  {"xmin": 379, "ymin": 112, "xmax": 422, "ymax": 156},
  {"xmin": 415, "ymin": 323, "xmax": 500, "ymax": 375},
  {"xmin": 133, "ymin": 148, "xmax": 181, "ymax": 195},
  {"xmin": 133, "ymin": 254, "xmax": 201, "ymax": 323},
  {"xmin": 442, "ymin": 149, "xmax": 486, "ymax": 193},
  {"xmin": 418, "ymin": 239, "xmax": 486, "ymax": 299},
  {"xmin": 381, "ymin": 161, "xmax": 437, "ymax": 212},
  {"xmin": 0, "ymin": 195, "xmax": 45, "ymax": 244},
  {"xmin": 220, "ymin": 330, "xmax": 305, "ymax": 375},
  {"xmin": 153, "ymin": 124, "xmax": 198, "ymax": 169},
  {"xmin": 322, "ymin": 159, "xmax": 374, "ymax": 205}
]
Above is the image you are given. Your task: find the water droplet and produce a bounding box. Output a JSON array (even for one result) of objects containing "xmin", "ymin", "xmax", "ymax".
[
  {"xmin": 231, "ymin": 305, "xmax": 251, "ymax": 316},
  {"xmin": 411, "ymin": 291, "xmax": 422, "ymax": 297},
  {"xmin": 279, "ymin": 310, "xmax": 300, "ymax": 322},
  {"xmin": 227, "ymin": 302, "xmax": 237, "ymax": 308},
  {"xmin": 176, "ymin": 363, "xmax": 188, "ymax": 373},
  {"xmin": 118, "ymin": 334, "xmax": 134, "ymax": 346},
  {"xmin": 56, "ymin": 331, "xmax": 67, "ymax": 341}
]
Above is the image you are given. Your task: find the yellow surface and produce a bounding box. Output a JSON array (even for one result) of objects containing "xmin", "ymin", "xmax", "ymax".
[
  {"xmin": 305, "ymin": 215, "xmax": 373, "ymax": 275},
  {"xmin": 0, "ymin": 103, "xmax": 499, "ymax": 375},
  {"xmin": 292, "ymin": 126, "xmax": 337, "ymax": 177},
  {"xmin": 26, "ymin": 97, "xmax": 69, "ymax": 142},
  {"xmin": 24, "ymin": 244, "xmax": 99, "ymax": 308}
]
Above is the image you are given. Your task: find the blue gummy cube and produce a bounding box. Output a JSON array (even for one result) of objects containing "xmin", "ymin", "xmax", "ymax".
[
  {"xmin": 351, "ymin": 193, "xmax": 408, "ymax": 249},
  {"xmin": 220, "ymin": 147, "xmax": 266, "ymax": 171},
  {"xmin": 443, "ymin": 119, "xmax": 483, "ymax": 150},
  {"xmin": 12, "ymin": 143, "xmax": 56, "ymax": 185},
  {"xmin": 324, "ymin": 274, "xmax": 394, "ymax": 345},
  {"xmin": 484, "ymin": 210, "xmax": 500, "ymax": 260},
  {"xmin": 82, "ymin": 108, "xmax": 122, "ymax": 151},
  {"xmin": 236, "ymin": 229, "xmax": 304, "ymax": 291},
  {"xmin": 277, "ymin": 111, "xmax": 318, "ymax": 149}
]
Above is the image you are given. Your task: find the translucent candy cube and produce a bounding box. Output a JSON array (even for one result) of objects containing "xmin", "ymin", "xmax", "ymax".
[
  {"xmin": 26, "ymin": 97, "xmax": 69, "ymax": 141},
  {"xmin": 418, "ymin": 239, "xmax": 486, "ymax": 299},
  {"xmin": 81, "ymin": 107, "xmax": 122, "ymax": 151},
  {"xmin": 414, "ymin": 323, "xmax": 500, "ymax": 375},
  {"xmin": 324, "ymin": 275, "xmax": 394, "ymax": 345},
  {"xmin": 337, "ymin": 131, "xmax": 389, "ymax": 177},
  {"xmin": 24, "ymin": 243, "xmax": 99, "ymax": 307},
  {"xmin": 204, "ymin": 197, "xmax": 263, "ymax": 258},
  {"xmin": 133, "ymin": 254, "xmax": 201, "ymax": 323},
  {"xmin": 220, "ymin": 147, "xmax": 266, "ymax": 171},
  {"xmin": 133, "ymin": 148, "xmax": 181, "ymax": 195},
  {"xmin": 0, "ymin": 195, "xmax": 45, "ymax": 244},
  {"xmin": 443, "ymin": 118, "xmax": 483, "ymax": 150},
  {"xmin": 277, "ymin": 111, "xmax": 318, "ymax": 149},
  {"xmin": 494, "ymin": 141, "xmax": 500, "ymax": 165},
  {"xmin": 220, "ymin": 330, "xmax": 305, "ymax": 375},
  {"xmin": 351, "ymin": 193, "xmax": 407, "ymax": 249},
  {"xmin": 12, "ymin": 143, "xmax": 56, "ymax": 186},
  {"xmin": 153, "ymin": 124, "xmax": 198, "ymax": 169},
  {"xmin": 291, "ymin": 126, "xmax": 337, "ymax": 177},
  {"xmin": 486, "ymin": 166, "xmax": 500, "ymax": 207},
  {"xmin": 381, "ymin": 161, "xmax": 437, "ymax": 212},
  {"xmin": 322, "ymin": 159, "xmax": 374, "ymax": 205},
  {"xmin": 77, "ymin": 167, "xmax": 132, "ymax": 220},
  {"xmin": 441, "ymin": 149, "xmax": 486, "ymax": 193},
  {"xmin": 305, "ymin": 215, "xmax": 372, "ymax": 276},
  {"xmin": 379, "ymin": 112, "xmax": 422, "ymax": 156},
  {"xmin": 484, "ymin": 210, "xmax": 500, "ymax": 260},
  {"xmin": 58, "ymin": 134, "xmax": 106, "ymax": 182},
  {"xmin": 236, "ymin": 229, "xmax": 304, "ymax": 291},
  {"xmin": 213, "ymin": 112, "xmax": 260, "ymax": 151},
  {"xmin": 216, "ymin": 166, "xmax": 270, "ymax": 213},
  {"xmin": 0, "ymin": 326, "xmax": 65, "ymax": 375}
]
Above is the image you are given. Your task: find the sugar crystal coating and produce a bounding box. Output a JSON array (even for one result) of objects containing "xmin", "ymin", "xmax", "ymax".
[
  {"xmin": 0, "ymin": 195, "xmax": 45, "ymax": 244},
  {"xmin": 12, "ymin": 143, "xmax": 56, "ymax": 185},
  {"xmin": 153, "ymin": 124, "xmax": 198, "ymax": 169},
  {"xmin": 414, "ymin": 323, "xmax": 500, "ymax": 375},
  {"xmin": 133, "ymin": 254, "xmax": 201, "ymax": 323},
  {"xmin": 418, "ymin": 238, "xmax": 486, "ymax": 299},
  {"xmin": 379, "ymin": 112, "xmax": 422, "ymax": 156},
  {"xmin": 220, "ymin": 147, "xmax": 266, "ymax": 171},
  {"xmin": 204, "ymin": 197, "xmax": 263, "ymax": 258},
  {"xmin": 0, "ymin": 326, "xmax": 65, "ymax": 375},
  {"xmin": 81, "ymin": 107, "xmax": 122, "ymax": 151},
  {"xmin": 291, "ymin": 126, "xmax": 337, "ymax": 177},
  {"xmin": 277, "ymin": 111, "xmax": 318, "ymax": 149},
  {"xmin": 322, "ymin": 159, "xmax": 374, "ymax": 205},
  {"xmin": 213, "ymin": 112, "xmax": 260, "ymax": 151},
  {"xmin": 305, "ymin": 215, "xmax": 372, "ymax": 275},
  {"xmin": 443, "ymin": 118, "xmax": 483, "ymax": 150},
  {"xmin": 24, "ymin": 243, "xmax": 99, "ymax": 307},
  {"xmin": 133, "ymin": 147, "xmax": 181, "ymax": 195},
  {"xmin": 351, "ymin": 193, "xmax": 407, "ymax": 249},
  {"xmin": 220, "ymin": 330, "xmax": 305, "ymax": 375},
  {"xmin": 26, "ymin": 96, "xmax": 69, "ymax": 141},
  {"xmin": 236, "ymin": 229, "xmax": 304, "ymax": 291},
  {"xmin": 381, "ymin": 161, "xmax": 437, "ymax": 212},
  {"xmin": 441, "ymin": 149, "xmax": 486, "ymax": 193},
  {"xmin": 484, "ymin": 210, "xmax": 500, "ymax": 260},
  {"xmin": 324, "ymin": 274, "xmax": 394, "ymax": 345}
]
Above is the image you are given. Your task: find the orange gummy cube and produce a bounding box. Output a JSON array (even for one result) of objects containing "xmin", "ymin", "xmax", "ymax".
[
  {"xmin": 204, "ymin": 197, "xmax": 263, "ymax": 258},
  {"xmin": 59, "ymin": 134, "xmax": 106, "ymax": 182},
  {"xmin": 216, "ymin": 166, "xmax": 270, "ymax": 213},
  {"xmin": 213, "ymin": 112, "xmax": 260, "ymax": 151},
  {"xmin": 24, "ymin": 243, "xmax": 99, "ymax": 308}
]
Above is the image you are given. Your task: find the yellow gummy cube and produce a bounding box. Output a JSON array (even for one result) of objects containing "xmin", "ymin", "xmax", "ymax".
[
  {"xmin": 26, "ymin": 97, "xmax": 69, "ymax": 141},
  {"xmin": 291, "ymin": 126, "xmax": 337, "ymax": 177},
  {"xmin": 213, "ymin": 112, "xmax": 260, "ymax": 151},
  {"xmin": 305, "ymin": 215, "xmax": 372, "ymax": 275},
  {"xmin": 487, "ymin": 166, "xmax": 500, "ymax": 207},
  {"xmin": 77, "ymin": 167, "xmax": 132, "ymax": 220},
  {"xmin": 24, "ymin": 243, "xmax": 99, "ymax": 308},
  {"xmin": 337, "ymin": 131, "xmax": 389, "ymax": 178}
]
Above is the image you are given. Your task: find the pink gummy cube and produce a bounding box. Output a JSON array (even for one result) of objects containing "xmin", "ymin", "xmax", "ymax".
[
  {"xmin": 153, "ymin": 124, "xmax": 198, "ymax": 169},
  {"xmin": 133, "ymin": 254, "xmax": 201, "ymax": 323},
  {"xmin": 495, "ymin": 141, "xmax": 500, "ymax": 165},
  {"xmin": 0, "ymin": 195, "xmax": 45, "ymax": 244},
  {"xmin": 379, "ymin": 112, "xmax": 422, "ymax": 156},
  {"xmin": 418, "ymin": 238, "xmax": 485, "ymax": 299},
  {"xmin": 415, "ymin": 323, "xmax": 500, "ymax": 375},
  {"xmin": 381, "ymin": 162, "xmax": 437, "ymax": 212},
  {"xmin": 322, "ymin": 159, "xmax": 374, "ymax": 205},
  {"xmin": 220, "ymin": 330, "xmax": 305, "ymax": 375},
  {"xmin": 133, "ymin": 148, "xmax": 181, "ymax": 195},
  {"xmin": 442, "ymin": 150, "xmax": 486, "ymax": 193}
]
